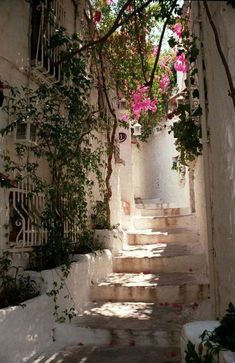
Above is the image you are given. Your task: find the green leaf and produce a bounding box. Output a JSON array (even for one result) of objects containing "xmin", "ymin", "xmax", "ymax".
[
  {"xmin": 168, "ymin": 36, "xmax": 177, "ymax": 48},
  {"xmin": 192, "ymin": 89, "xmax": 200, "ymax": 98}
]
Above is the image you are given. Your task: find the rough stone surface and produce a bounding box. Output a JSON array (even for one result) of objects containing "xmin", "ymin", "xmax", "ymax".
[
  {"xmin": 113, "ymin": 242, "xmax": 206, "ymax": 274},
  {"xmin": 127, "ymin": 228, "xmax": 199, "ymax": 245},
  {"xmin": 31, "ymin": 345, "xmax": 181, "ymax": 363},
  {"xmin": 31, "ymin": 205, "xmax": 210, "ymax": 363},
  {"xmin": 133, "ymin": 214, "xmax": 197, "ymax": 231}
]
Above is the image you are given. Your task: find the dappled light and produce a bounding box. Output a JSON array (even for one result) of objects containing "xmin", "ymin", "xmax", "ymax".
[{"xmin": 0, "ymin": 0, "xmax": 234, "ymax": 361}]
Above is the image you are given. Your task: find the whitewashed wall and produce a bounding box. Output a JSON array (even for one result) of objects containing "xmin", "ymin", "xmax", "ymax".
[
  {"xmin": 193, "ymin": 157, "xmax": 209, "ymax": 261},
  {"xmin": 132, "ymin": 121, "xmax": 190, "ymax": 207},
  {"xmin": 0, "ymin": 0, "xmax": 79, "ymax": 251},
  {"xmin": 119, "ymin": 127, "xmax": 135, "ymax": 215},
  {"xmin": 0, "ymin": 0, "xmax": 114, "ymax": 252},
  {"xmin": 192, "ymin": 1, "xmax": 235, "ymax": 316},
  {"xmin": 0, "ymin": 250, "xmax": 112, "ymax": 363}
]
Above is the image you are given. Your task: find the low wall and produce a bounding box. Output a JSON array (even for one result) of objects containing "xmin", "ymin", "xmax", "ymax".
[
  {"xmin": 181, "ymin": 321, "xmax": 235, "ymax": 363},
  {"xmin": 94, "ymin": 229, "xmax": 127, "ymax": 255},
  {"xmin": 0, "ymin": 250, "xmax": 112, "ymax": 363}
]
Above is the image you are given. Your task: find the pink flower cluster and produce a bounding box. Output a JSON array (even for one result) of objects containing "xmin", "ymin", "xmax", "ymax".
[
  {"xmin": 120, "ymin": 114, "xmax": 129, "ymax": 122},
  {"xmin": 172, "ymin": 23, "xmax": 183, "ymax": 38},
  {"xmin": 103, "ymin": 0, "xmax": 115, "ymax": 4},
  {"xmin": 152, "ymin": 46, "xmax": 159, "ymax": 56},
  {"xmin": 132, "ymin": 86, "xmax": 158, "ymax": 120},
  {"xmin": 174, "ymin": 52, "xmax": 188, "ymax": 73},
  {"xmin": 120, "ymin": 86, "xmax": 158, "ymax": 122},
  {"xmin": 159, "ymin": 74, "xmax": 170, "ymax": 91}
]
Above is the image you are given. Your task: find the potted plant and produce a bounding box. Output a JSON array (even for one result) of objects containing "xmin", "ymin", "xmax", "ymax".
[{"xmin": 91, "ymin": 201, "xmax": 124, "ymax": 254}]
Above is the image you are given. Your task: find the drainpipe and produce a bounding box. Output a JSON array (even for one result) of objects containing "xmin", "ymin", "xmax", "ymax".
[{"xmin": 192, "ymin": 0, "xmax": 220, "ymax": 317}]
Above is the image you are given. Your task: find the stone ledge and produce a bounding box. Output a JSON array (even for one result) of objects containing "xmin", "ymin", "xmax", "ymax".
[
  {"xmin": 181, "ymin": 321, "xmax": 235, "ymax": 363},
  {"xmin": 0, "ymin": 250, "xmax": 113, "ymax": 363}
]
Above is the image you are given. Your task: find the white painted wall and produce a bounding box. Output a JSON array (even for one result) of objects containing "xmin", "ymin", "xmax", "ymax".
[
  {"xmin": 0, "ymin": 295, "xmax": 54, "ymax": 363},
  {"xmin": 132, "ymin": 120, "xmax": 190, "ymax": 207},
  {"xmin": 193, "ymin": 157, "xmax": 209, "ymax": 259},
  {"xmin": 0, "ymin": 0, "xmax": 119, "ymax": 252},
  {"xmin": 119, "ymin": 127, "xmax": 135, "ymax": 213},
  {"xmin": 0, "ymin": 250, "xmax": 112, "ymax": 363},
  {"xmin": 0, "ymin": 0, "xmax": 79, "ymax": 251},
  {"xmin": 191, "ymin": 1, "xmax": 235, "ymax": 317}
]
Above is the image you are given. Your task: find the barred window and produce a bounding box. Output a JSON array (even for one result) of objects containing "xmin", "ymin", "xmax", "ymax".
[{"xmin": 31, "ymin": 0, "xmax": 65, "ymax": 82}]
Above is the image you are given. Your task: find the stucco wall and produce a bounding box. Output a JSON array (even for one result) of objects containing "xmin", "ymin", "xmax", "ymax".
[
  {"xmin": 119, "ymin": 127, "xmax": 135, "ymax": 211},
  {"xmin": 0, "ymin": 1, "xmax": 117, "ymax": 252},
  {"xmin": 132, "ymin": 121, "xmax": 190, "ymax": 207},
  {"xmin": 0, "ymin": 250, "xmax": 112, "ymax": 363},
  {"xmin": 192, "ymin": 1, "xmax": 235, "ymax": 316},
  {"xmin": 0, "ymin": 0, "xmax": 78, "ymax": 251},
  {"xmin": 193, "ymin": 157, "xmax": 209, "ymax": 261}
]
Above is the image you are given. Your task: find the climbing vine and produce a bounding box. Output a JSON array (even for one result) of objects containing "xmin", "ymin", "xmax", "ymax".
[
  {"xmin": 0, "ymin": 251, "xmax": 39, "ymax": 309},
  {"xmin": 1, "ymin": 28, "xmax": 106, "ymax": 269},
  {"xmin": 167, "ymin": 11, "xmax": 202, "ymax": 168},
  {"xmin": 0, "ymin": 0, "xmax": 217, "ymax": 313}
]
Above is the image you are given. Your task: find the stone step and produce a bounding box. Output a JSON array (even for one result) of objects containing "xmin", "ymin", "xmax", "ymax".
[
  {"xmin": 135, "ymin": 201, "xmax": 187, "ymax": 209},
  {"xmin": 113, "ymin": 243, "xmax": 206, "ymax": 274},
  {"xmin": 53, "ymin": 301, "xmax": 203, "ymax": 349},
  {"xmin": 136, "ymin": 203, "xmax": 163, "ymax": 209},
  {"xmin": 127, "ymin": 229, "xmax": 199, "ymax": 245},
  {"xmin": 137, "ymin": 207, "xmax": 190, "ymax": 217},
  {"xmin": 133, "ymin": 214, "xmax": 197, "ymax": 230},
  {"xmin": 32, "ymin": 344, "xmax": 181, "ymax": 363},
  {"xmin": 91, "ymin": 272, "xmax": 209, "ymax": 304}
]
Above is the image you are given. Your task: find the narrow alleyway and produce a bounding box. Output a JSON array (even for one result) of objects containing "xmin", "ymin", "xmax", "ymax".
[{"xmin": 32, "ymin": 202, "xmax": 209, "ymax": 363}]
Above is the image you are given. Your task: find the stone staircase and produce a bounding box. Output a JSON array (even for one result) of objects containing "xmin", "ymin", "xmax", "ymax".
[{"xmin": 33, "ymin": 204, "xmax": 210, "ymax": 363}]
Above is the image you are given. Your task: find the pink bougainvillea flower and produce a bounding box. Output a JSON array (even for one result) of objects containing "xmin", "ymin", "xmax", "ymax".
[
  {"xmin": 159, "ymin": 74, "xmax": 170, "ymax": 91},
  {"xmin": 152, "ymin": 45, "xmax": 159, "ymax": 56},
  {"xmin": 174, "ymin": 52, "xmax": 188, "ymax": 73},
  {"xmin": 93, "ymin": 10, "xmax": 101, "ymax": 23},
  {"xmin": 172, "ymin": 23, "xmax": 183, "ymax": 38},
  {"xmin": 131, "ymin": 86, "xmax": 158, "ymax": 120},
  {"xmin": 120, "ymin": 114, "xmax": 129, "ymax": 122}
]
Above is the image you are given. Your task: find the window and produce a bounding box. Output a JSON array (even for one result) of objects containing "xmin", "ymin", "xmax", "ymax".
[{"xmin": 31, "ymin": 0, "xmax": 65, "ymax": 82}]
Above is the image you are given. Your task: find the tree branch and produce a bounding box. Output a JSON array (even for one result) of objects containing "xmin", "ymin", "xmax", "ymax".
[
  {"xmin": 133, "ymin": 0, "xmax": 148, "ymax": 84},
  {"xmin": 148, "ymin": 0, "xmax": 177, "ymax": 90},
  {"xmin": 65, "ymin": 0, "xmax": 153, "ymax": 60},
  {"xmin": 203, "ymin": 0, "xmax": 235, "ymax": 109},
  {"xmin": 98, "ymin": 50, "xmax": 119, "ymax": 224}
]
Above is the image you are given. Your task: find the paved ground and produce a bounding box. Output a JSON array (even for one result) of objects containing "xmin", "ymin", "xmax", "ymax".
[
  {"xmin": 31, "ymin": 207, "xmax": 210, "ymax": 363},
  {"xmin": 32, "ymin": 345, "xmax": 181, "ymax": 363}
]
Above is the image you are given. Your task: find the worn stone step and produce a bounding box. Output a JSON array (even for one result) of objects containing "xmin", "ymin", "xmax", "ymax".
[
  {"xmin": 53, "ymin": 302, "xmax": 203, "ymax": 349},
  {"xmin": 91, "ymin": 272, "xmax": 209, "ymax": 304},
  {"xmin": 137, "ymin": 207, "xmax": 190, "ymax": 217},
  {"xmin": 133, "ymin": 214, "xmax": 197, "ymax": 230},
  {"xmin": 127, "ymin": 229, "xmax": 199, "ymax": 245},
  {"xmin": 31, "ymin": 345, "xmax": 181, "ymax": 363},
  {"xmin": 113, "ymin": 243, "xmax": 206, "ymax": 274}
]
